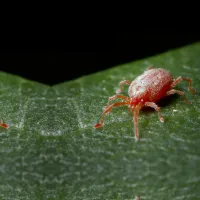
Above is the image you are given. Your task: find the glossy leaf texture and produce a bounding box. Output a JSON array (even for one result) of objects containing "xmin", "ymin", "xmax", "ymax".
[{"xmin": 0, "ymin": 42, "xmax": 200, "ymax": 199}]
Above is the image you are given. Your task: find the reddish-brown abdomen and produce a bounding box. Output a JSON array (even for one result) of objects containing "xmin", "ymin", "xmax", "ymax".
[{"xmin": 128, "ymin": 68, "xmax": 174, "ymax": 103}]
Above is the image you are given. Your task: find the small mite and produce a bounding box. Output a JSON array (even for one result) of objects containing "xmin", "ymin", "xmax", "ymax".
[
  {"xmin": 0, "ymin": 120, "xmax": 8, "ymax": 129},
  {"xmin": 94, "ymin": 66, "xmax": 196, "ymax": 141}
]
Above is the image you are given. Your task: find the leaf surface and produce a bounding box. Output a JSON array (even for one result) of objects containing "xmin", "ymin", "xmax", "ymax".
[{"xmin": 1, "ymin": 42, "xmax": 200, "ymax": 199}]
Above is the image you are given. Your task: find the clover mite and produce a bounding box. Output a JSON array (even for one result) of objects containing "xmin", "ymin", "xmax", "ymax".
[{"xmin": 94, "ymin": 66, "xmax": 196, "ymax": 141}]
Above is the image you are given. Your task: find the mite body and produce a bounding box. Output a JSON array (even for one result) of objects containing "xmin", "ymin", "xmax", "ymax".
[{"xmin": 94, "ymin": 66, "xmax": 196, "ymax": 141}]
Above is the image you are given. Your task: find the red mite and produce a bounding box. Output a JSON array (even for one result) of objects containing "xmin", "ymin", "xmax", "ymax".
[
  {"xmin": 0, "ymin": 120, "xmax": 8, "ymax": 129},
  {"xmin": 94, "ymin": 66, "xmax": 196, "ymax": 141}
]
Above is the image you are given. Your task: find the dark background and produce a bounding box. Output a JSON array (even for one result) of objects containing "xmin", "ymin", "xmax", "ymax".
[{"xmin": 0, "ymin": 31, "xmax": 200, "ymax": 85}]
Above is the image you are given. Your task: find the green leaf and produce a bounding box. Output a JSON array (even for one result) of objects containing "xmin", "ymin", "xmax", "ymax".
[{"xmin": 1, "ymin": 42, "xmax": 200, "ymax": 199}]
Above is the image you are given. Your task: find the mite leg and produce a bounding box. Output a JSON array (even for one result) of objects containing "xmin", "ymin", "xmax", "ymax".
[
  {"xmin": 144, "ymin": 102, "xmax": 164, "ymax": 122},
  {"xmin": 166, "ymin": 89, "xmax": 191, "ymax": 104},
  {"xmin": 116, "ymin": 80, "xmax": 131, "ymax": 94},
  {"xmin": 132, "ymin": 104, "xmax": 142, "ymax": 141},
  {"xmin": 171, "ymin": 76, "xmax": 196, "ymax": 94},
  {"xmin": 94, "ymin": 101, "xmax": 129, "ymax": 129},
  {"xmin": 0, "ymin": 120, "xmax": 8, "ymax": 128},
  {"xmin": 108, "ymin": 94, "xmax": 130, "ymax": 102},
  {"xmin": 146, "ymin": 66, "xmax": 153, "ymax": 70}
]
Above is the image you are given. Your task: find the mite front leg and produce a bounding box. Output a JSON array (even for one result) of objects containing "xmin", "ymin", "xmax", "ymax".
[
  {"xmin": 132, "ymin": 104, "xmax": 142, "ymax": 141},
  {"xmin": 116, "ymin": 80, "xmax": 131, "ymax": 94},
  {"xmin": 146, "ymin": 66, "xmax": 153, "ymax": 70},
  {"xmin": 0, "ymin": 120, "xmax": 8, "ymax": 128},
  {"xmin": 171, "ymin": 76, "xmax": 196, "ymax": 94},
  {"xmin": 166, "ymin": 89, "xmax": 191, "ymax": 104},
  {"xmin": 108, "ymin": 94, "xmax": 130, "ymax": 102},
  {"xmin": 94, "ymin": 101, "xmax": 129, "ymax": 129},
  {"xmin": 144, "ymin": 102, "xmax": 164, "ymax": 122}
]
